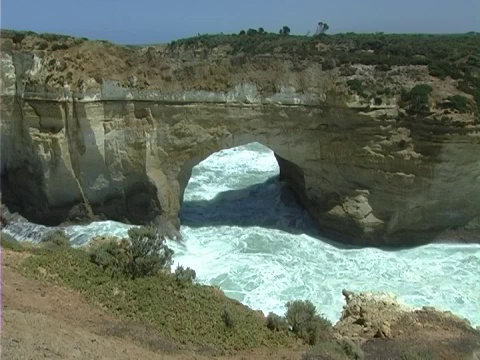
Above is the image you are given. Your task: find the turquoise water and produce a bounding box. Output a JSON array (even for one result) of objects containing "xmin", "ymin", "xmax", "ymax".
[{"xmin": 6, "ymin": 143, "xmax": 480, "ymax": 326}]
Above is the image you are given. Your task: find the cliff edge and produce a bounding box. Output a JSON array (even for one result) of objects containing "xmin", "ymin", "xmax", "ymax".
[{"xmin": 1, "ymin": 30, "xmax": 480, "ymax": 245}]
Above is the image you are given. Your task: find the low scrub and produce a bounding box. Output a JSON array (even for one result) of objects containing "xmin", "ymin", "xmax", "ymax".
[
  {"xmin": 20, "ymin": 246, "xmax": 291, "ymax": 352},
  {"xmin": 302, "ymin": 339, "xmax": 364, "ymax": 360},
  {"xmin": 442, "ymin": 95, "xmax": 470, "ymax": 113},
  {"xmin": 174, "ymin": 264, "xmax": 196, "ymax": 284},
  {"xmin": 266, "ymin": 312, "xmax": 289, "ymax": 332},
  {"xmin": 89, "ymin": 227, "xmax": 173, "ymax": 279},
  {"xmin": 346, "ymin": 79, "xmax": 364, "ymax": 96},
  {"xmin": 286, "ymin": 300, "xmax": 333, "ymax": 345},
  {"xmin": 1, "ymin": 232, "xmax": 25, "ymax": 251}
]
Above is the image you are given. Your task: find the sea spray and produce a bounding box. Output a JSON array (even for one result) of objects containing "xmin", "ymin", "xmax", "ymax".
[{"xmin": 4, "ymin": 143, "xmax": 480, "ymax": 326}]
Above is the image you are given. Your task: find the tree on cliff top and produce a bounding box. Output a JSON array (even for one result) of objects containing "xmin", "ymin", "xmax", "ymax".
[
  {"xmin": 279, "ymin": 26, "xmax": 291, "ymax": 36},
  {"xmin": 316, "ymin": 22, "xmax": 330, "ymax": 35}
]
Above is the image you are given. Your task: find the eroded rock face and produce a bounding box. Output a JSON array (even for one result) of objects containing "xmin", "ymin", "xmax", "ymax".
[{"xmin": 1, "ymin": 32, "xmax": 480, "ymax": 245}]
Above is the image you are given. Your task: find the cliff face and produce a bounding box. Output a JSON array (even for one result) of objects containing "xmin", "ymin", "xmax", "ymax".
[{"xmin": 1, "ymin": 32, "xmax": 480, "ymax": 245}]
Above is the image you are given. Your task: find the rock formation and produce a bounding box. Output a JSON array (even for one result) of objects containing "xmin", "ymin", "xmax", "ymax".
[{"xmin": 1, "ymin": 31, "xmax": 479, "ymax": 245}]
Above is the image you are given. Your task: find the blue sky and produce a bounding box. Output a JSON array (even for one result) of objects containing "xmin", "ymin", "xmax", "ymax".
[{"xmin": 2, "ymin": 0, "xmax": 479, "ymax": 44}]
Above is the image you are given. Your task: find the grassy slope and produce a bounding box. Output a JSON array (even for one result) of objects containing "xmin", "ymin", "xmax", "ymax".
[
  {"xmin": 2, "ymin": 234, "xmax": 365, "ymax": 359},
  {"xmin": 18, "ymin": 246, "xmax": 292, "ymax": 353}
]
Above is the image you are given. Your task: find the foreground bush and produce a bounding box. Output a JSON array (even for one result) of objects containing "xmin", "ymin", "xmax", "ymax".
[
  {"xmin": 20, "ymin": 246, "xmax": 292, "ymax": 351},
  {"xmin": 286, "ymin": 300, "xmax": 333, "ymax": 345},
  {"xmin": 0, "ymin": 232, "xmax": 24, "ymax": 251},
  {"xmin": 174, "ymin": 264, "xmax": 196, "ymax": 284},
  {"xmin": 89, "ymin": 226, "xmax": 173, "ymax": 279},
  {"xmin": 89, "ymin": 238, "xmax": 130, "ymax": 277},
  {"xmin": 266, "ymin": 312, "xmax": 289, "ymax": 332},
  {"xmin": 41, "ymin": 229, "xmax": 70, "ymax": 247},
  {"xmin": 302, "ymin": 339, "xmax": 364, "ymax": 360}
]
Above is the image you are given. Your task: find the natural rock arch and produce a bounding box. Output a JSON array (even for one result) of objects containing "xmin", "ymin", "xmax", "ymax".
[{"xmin": 1, "ymin": 34, "xmax": 480, "ymax": 246}]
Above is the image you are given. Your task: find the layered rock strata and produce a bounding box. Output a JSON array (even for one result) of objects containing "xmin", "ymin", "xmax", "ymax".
[{"xmin": 1, "ymin": 32, "xmax": 479, "ymax": 245}]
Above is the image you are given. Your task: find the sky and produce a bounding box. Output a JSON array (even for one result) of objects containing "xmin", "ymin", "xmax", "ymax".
[{"xmin": 1, "ymin": 0, "xmax": 479, "ymax": 44}]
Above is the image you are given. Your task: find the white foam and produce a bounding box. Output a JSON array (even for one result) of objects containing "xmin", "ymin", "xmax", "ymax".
[
  {"xmin": 6, "ymin": 142, "xmax": 480, "ymax": 327},
  {"xmin": 175, "ymin": 142, "xmax": 480, "ymax": 326}
]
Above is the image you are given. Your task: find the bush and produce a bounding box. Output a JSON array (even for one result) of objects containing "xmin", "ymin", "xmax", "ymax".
[
  {"xmin": 127, "ymin": 227, "xmax": 173, "ymax": 278},
  {"xmin": 21, "ymin": 246, "xmax": 293, "ymax": 351},
  {"xmin": 442, "ymin": 95, "xmax": 470, "ymax": 113},
  {"xmin": 429, "ymin": 61, "xmax": 463, "ymax": 80},
  {"xmin": 266, "ymin": 312, "xmax": 289, "ymax": 332},
  {"xmin": 347, "ymin": 79, "xmax": 364, "ymax": 95},
  {"xmin": 89, "ymin": 238, "xmax": 130, "ymax": 277},
  {"xmin": 285, "ymin": 300, "xmax": 333, "ymax": 345},
  {"xmin": 340, "ymin": 338, "xmax": 365, "ymax": 359},
  {"xmin": 1, "ymin": 232, "xmax": 24, "ymax": 251},
  {"xmin": 302, "ymin": 339, "xmax": 364, "ymax": 360},
  {"xmin": 222, "ymin": 308, "xmax": 235, "ymax": 328},
  {"xmin": 41, "ymin": 230, "xmax": 70, "ymax": 247},
  {"xmin": 174, "ymin": 264, "xmax": 196, "ymax": 284},
  {"xmin": 401, "ymin": 84, "xmax": 433, "ymax": 113},
  {"xmin": 89, "ymin": 226, "xmax": 174, "ymax": 279}
]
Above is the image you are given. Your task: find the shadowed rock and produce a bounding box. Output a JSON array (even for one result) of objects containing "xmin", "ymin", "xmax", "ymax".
[{"xmin": 1, "ymin": 31, "xmax": 480, "ymax": 246}]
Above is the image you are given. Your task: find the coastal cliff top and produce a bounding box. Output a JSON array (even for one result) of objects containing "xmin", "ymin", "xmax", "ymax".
[{"xmin": 1, "ymin": 29, "xmax": 479, "ymax": 118}]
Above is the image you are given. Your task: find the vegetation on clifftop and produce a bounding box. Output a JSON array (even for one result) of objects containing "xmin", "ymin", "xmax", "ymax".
[
  {"xmin": 168, "ymin": 31, "xmax": 480, "ymax": 115},
  {"xmin": 168, "ymin": 32, "xmax": 480, "ymax": 69},
  {"xmin": 2, "ymin": 29, "xmax": 479, "ymax": 117}
]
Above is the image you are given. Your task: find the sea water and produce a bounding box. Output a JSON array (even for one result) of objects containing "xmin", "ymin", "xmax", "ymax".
[{"xmin": 5, "ymin": 143, "xmax": 480, "ymax": 326}]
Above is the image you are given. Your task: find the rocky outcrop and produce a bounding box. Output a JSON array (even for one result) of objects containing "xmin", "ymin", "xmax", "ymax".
[
  {"xmin": 335, "ymin": 290, "xmax": 480, "ymax": 359},
  {"xmin": 1, "ymin": 31, "xmax": 480, "ymax": 245}
]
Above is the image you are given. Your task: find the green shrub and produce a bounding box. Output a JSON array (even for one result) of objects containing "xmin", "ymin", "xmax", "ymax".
[
  {"xmin": 429, "ymin": 61, "xmax": 463, "ymax": 80},
  {"xmin": 0, "ymin": 232, "xmax": 24, "ymax": 251},
  {"xmin": 285, "ymin": 300, "xmax": 333, "ymax": 345},
  {"xmin": 377, "ymin": 87, "xmax": 392, "ymax": 96},
  {"xmin": 340, "ymin": 338, "xmax": 365, "ymax": 359},
  {"xmin": 20, "ymin": 247, "xmax": 292, "ymax": 351},
  {"xmin": 89, "ymin": 238, "xmax": 130, "ymax": 277},
  {"xmin": 222, "ymin": 308, "xmax": 235, "ymax": 328},
  {"xmin": 41, "ymin": 230, "xmax": 70, "ymax": 247},
  {"xmin": 174, "ymin": 264, "xmax": 196, "ymax": 284},
  {"xmin": 401, "ymin": 84, "xmax": 433, "ymax": 113},
  {"xmin": 457, "ymin": 76, "xmax": 480, "ymax": 114},
  {"xmin": 266, "ymin": 312, "xmax": 289, "ymax": 332},
  {"xmin": 442, "ymin": 95, "xmax": 470, "ymax": 113},
  {"xmin": 127, "ymin": 227, "xmax": 173, "ymax": 278},
  {"xmin": 374, "ymin": 97, "xmax": 382, "ymax": 105},
  {"xmin": 347, "ymin": 79, "xmax": 364, "ymax": 95},
  {"xmin": 89, "ymin": 226, "xmax": 173, "ymax": 279},
  {"xmin": 302, "ymin": 339, "xmax": 364, "ymax": 360}
]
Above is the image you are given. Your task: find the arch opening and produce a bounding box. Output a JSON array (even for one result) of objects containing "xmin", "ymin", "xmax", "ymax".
[{"xmin": 178, "ymin": 142, "xmax": 317, "ymax": 237}]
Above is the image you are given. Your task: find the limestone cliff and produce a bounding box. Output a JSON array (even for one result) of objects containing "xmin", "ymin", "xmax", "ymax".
[{"xmin": 1, "ymin": 31, "xmax": 479, "ymax": 245}]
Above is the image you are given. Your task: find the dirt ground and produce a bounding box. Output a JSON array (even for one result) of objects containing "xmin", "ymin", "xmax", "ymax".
[{"xmin": 2, "ymin": 249, "xmax": 480, "ymax": 360}]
